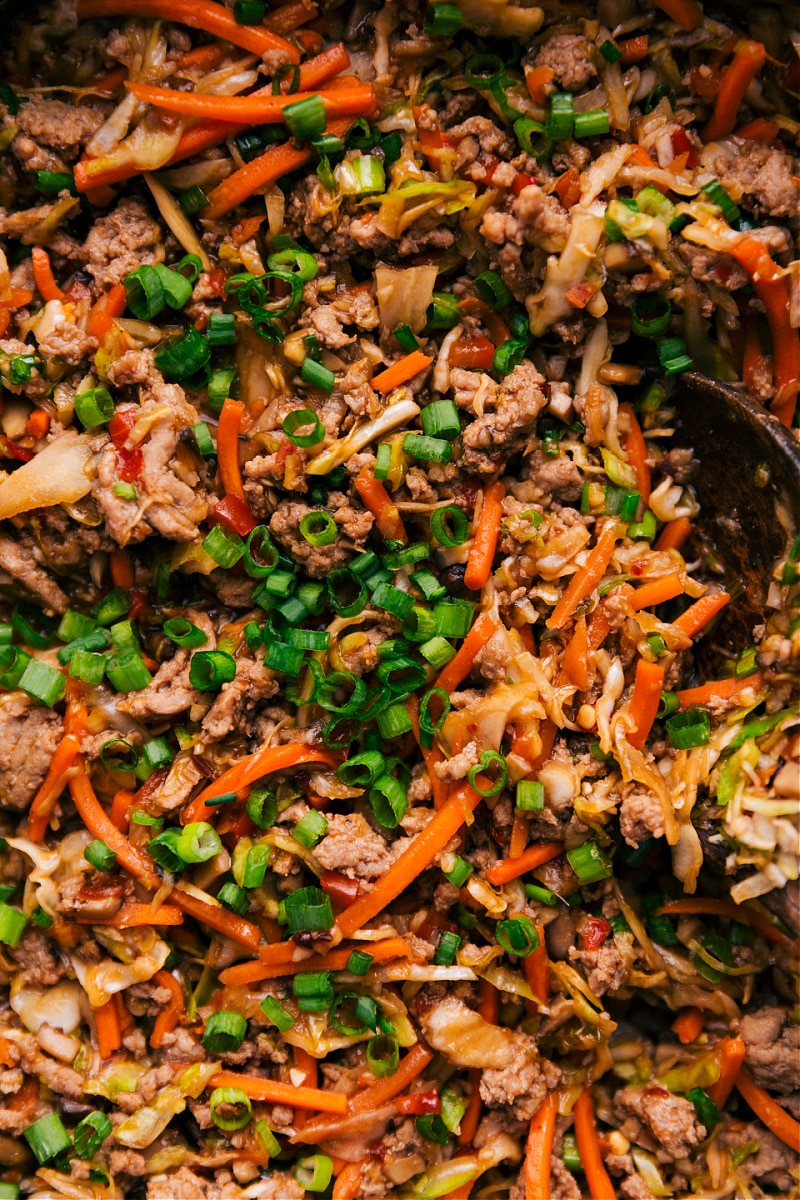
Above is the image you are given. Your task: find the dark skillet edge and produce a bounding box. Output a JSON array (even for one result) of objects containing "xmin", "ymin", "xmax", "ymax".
[{"xmin": 666, "ymin": 372, "xmax": 800, "ymax": 670}]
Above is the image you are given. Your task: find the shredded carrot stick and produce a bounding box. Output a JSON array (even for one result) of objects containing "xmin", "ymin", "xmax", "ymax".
[
  {"xmin": 26, "ymin": 409, "xmax": 51, "ymax": 439},
  {"xmin": 216, "ymin": 398, "xmax": 246, "ymax": 503},
  {"xmin": 172, "ymin": 42, "xmax": 229, "ymax": 74},
  {"xmin": 126, "ymin": 80, "xmax": 375, "ymax": 124},
  {"xmin": 219, "ymin": 937, "xmax": 410, "ymax": 986},
  {"xmin": 348, "ymin": 1043, "xmax": 434, "ymax": 1114},
  {"xmin": 87, "ymin": 282, "xmax": 127, "ymax": 339},
  {"xmin": 458, "ymin": 1071, "xmax": 482, "ymax": 1146},
  {"xmin": 509, "ymin": 812, "xmax": 528, "ymax": 860},
  {"xmin": 95, "ymin": 997, "xmax": 122, "ymax": 1059},
  {"xmin": 523, "ymin": 923, "xmax": 550, "ymax": 1007},
  {"xmin": 673, "ymin": 592, "xmax": 730, "ymax": 639},
  {"xmin": 109, "ymin": 788, "xmax": 136, "ymax": 831},
  {"xmin": 563, "ymin": 613, "xmax": 590, "ymax": 691},
  {"xmin": 109, "ymin": 902, "xmax": 184, "ymax": 928},
  {"xmin": 573, "ymin": 1090, "xmax": 616, "ymax": 1200},
  {"xmin": 654, "ymin": 516, "xmax": 692, "ymax": 552},
  {"xmin": 335, "ymin": 783, "xmax": 483, "ymax": 939},
  {"xmin": 676, "ymin": 672, "xmax": 763, "ymax": 710},
  {"xmin": 653, "ymin": 0, "xmax": 703, "ymax": 29},
  {"xmin": 186, "ymin": 743, "xmax": 341, "ymax": 822},
  {"xmin": 206, "ymin": 142, "xmax": 312, "ymax": 220},
  {"xmin": 524, "ymin": 1092, "xmax": 558, "ymax": 1200},
  {"xmin": 209, "ymin": 1070, "xmax": 348, "ymax": 1114},
  {"xmin": 707, "ymin": 1036, "xmax": 747, "ymax": 1108},
  {"xmin": 371, "ymin": 350, "xmax": 433, "ymax": 394},
  {"xmin": 435, "ymin": 611, "xmax": 497, "ymax": 694},
  {"xmin": 297, "ymin": 41, "xmax": 350, "ymax": 90},
  {"xmin": 150, "ymin": 969, "xmax": 184, "ymax": 1048},
  {"xmin": 69, "ymin": 759, "xmax": 159, "ymax": 887},
  {"xmin": 620, "ymin": 403, "xmax": 651, "ymax": 506},
  {"xmin": 655, "ymin": 898, "xmax": 788, "ymax": 944},
  {"xmin": 464, "ymin": 482, "xmax": 505, "ymax": 592},
  {"xmin": 171, "ymin": 887, "xmax": 261, "ymax": 950},
  {"xmin": 524, "ymin": 63, "xmax": 555, "ymax": 103},
  {"xmin": 110, "ymin": 547, "xmax": 135, "ymax": 590},
  {"xmin": 264, "ymin": 0, "xmax": 319, "ymax": 34},
  {"xmin": 485, "ymin": 842, "xmax": 563, "ymax": 888},
  {"xmin": 704, "ymin": 41, "xmax": 766, "ymax": 140},
  {"xmin": 31, "ymin": 247, "xmax": 66, "ymax": 303},
  {"xmin": 731, "ymin": 237, "xmax": 799, "ymax": 427},
  {"xmin": 354, "ymin": 468, "xmax": 407, "ymax": 545},
  {"xmin": 76, "ymin": 0, "xmax": 301, "ymax": 61},
  {"xmin": 672, "ymin": 1007, "xmax": 706, "ymax": 1045},
  {"xmin": 547, "ymin": 521, "xmax": 624, "ymax": 630},
  {"xmin": 406, "ymin": 693, "xmax": 448, "ymax": 809},
  {"xmin": 736, "ymin": 117, "xmax": 780, "ymax": 141},
  {"xmin": 332, "ymin": 1163, "xmax": 363, "ymax": 1200},
  {"xmin": 628, "ymin": 572, "xmax": 684, "ymax": 611},
  {"xmin": 28, "ymin": 734, "xmax": 81, "ymax": 841},
  {"xmin": 627, "ymin": 659, "xmax": 665, "ymax": 751},
  {"xmin": 734, "ymin": 1069, "xmax": 800, "ymax": 1152}
]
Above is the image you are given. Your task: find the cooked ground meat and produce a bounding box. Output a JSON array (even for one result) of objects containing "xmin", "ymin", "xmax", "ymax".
[
  {"xmin": 313, "ymin": 812, "xmax": 392, "ymax": 879},
  {"xmin": 739, "ymin": 1006, "xmax": 800, "ymax": 1094},
  {"xmin": 83, "ymin": 198, "xmax": 164, "ymax": 289},
  {"xmin": 0, "ymin": 531, "xmax": 70, "ymax": 613},
  {"xmin": 0, "ymin": 691, "xmax": 62, "ymax": 810},
  {"xmin": 714, "ymin": 143, "xmax": 800, "ymax": 218},
  {"xmin": 460, "ymin": 361, "xmax": 547, "ymax": 475},
  {"xmin": 618, "ymin": 782, "xmax": 666, "ymax": 847},
  {"xmin": 269, "ymin": 496, "xmax": 373, "ymax": 577},
  {"xmin": 615, "ymin": 1087, "xmax": 706, "ymax": 1159},
  {"xmin": 534, "ymin": 34, "xmax": 597, "ymax": 90}
]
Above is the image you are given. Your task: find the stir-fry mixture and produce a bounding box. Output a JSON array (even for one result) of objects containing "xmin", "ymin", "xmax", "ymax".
[{"xmin": 0, "ymin": 0, "xmax": 798, "ymax": 1197}]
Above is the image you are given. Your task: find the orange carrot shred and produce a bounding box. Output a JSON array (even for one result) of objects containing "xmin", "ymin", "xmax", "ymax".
[
  {"xmin": 464, "ymin": 482, "xmax": 505, "ymax": 592},
  {"xmin": 28, "ymin": 734, "xmax": 82, "ymax": 841},
  {"xmin": 485, "ymin": 842, "xmax": 563, "ymax": 887},
  {"xmin": 372, "ymin": 350, "xmax": 433, "ymax": 394},
  {"xmin": 354, "ymin": 468, "xmax": 407, "ymax": 545},
  {"xmin": 676, "ymin": 673, "xmax": 763, "ymax": 711},
  {"xmin": 563, "ymin": 613, "xmax": 590, "ymax": 691},
  {"xmin": 209, "ymin": 1070, "xmax": 348, "ymax": 1114},
  {"xmin": 95, "ymin": 997, "xmax": 122, "ymax": 1059},
  {"xmin": 547, "ymin": 521, "xmax": 624, "ymax": 630},
  {"xmin": 703, "ymin": 41, "xmax": 766, "ymax": 140},
  {"xmin": 524, "ymin": 1092, "xmax": 558, "ymax": 1200},
  {"xmin": 734, "ymin": 1069, "xmax": 800, "ymax": 1152},
  {"xmin": 435, "ymin": 611, "xmax": 497, "ymax": 694},
  {"xmin": 654, "ymin": 516, "xmax": 692, "ymax": 552},
  {"xmin": 628, "ymin": 572, "xmax": 684, "ymax": 611},
  {"xmin": 707, "ymin": 1036, "xmax": 747, "ymax": 1108},
  {"xmin": 672, "ymin": 1007, "xmax": 706, "ymax": 1045},
  {"xmin": 672, "ymin": 592, "xmax": 730, "ymax": 639},
  {"xmin": 150, "ymin": 970, "xmax": 184, "ymax": 1048},
  {"xmin": 627, "ymin": 659, "xmax": 665, "ymax": 751},
  {"xmin": 573, "ymin": 1089, "xmax": 616, "ymax": 1200},
  {"xmin": 217, "ymin": 398, "xmax": 246, "ymax": 503},
  {"xmin": 31, "ymin": 247, "xmax": 66, "ymax": 303}
]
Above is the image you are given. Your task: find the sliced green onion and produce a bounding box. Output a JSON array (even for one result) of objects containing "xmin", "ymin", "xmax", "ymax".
[
  {"xmin": 627, "ymin": 510, "xmax": 657, "ymax": 541},
  {"xmin": 204, "ymin": 792, "xmax": 237, "ymax": 808},
  {"xmin": 0, "ymin": 902, "xmax": 27, "ymax": 947},
  {"xmin": 467, "ymin": 749, "xmax": 508, "ymax": 797},
  {"xmin": 179, "ymin": 184, "xmax": 209, "ymax": 215},
  {"xmin": 444, "ymin": 855, "xmax": 473, "ymax": 887},
  {"xmin": 99, "ymin": 739, "xmax": 140, "ymax": 773},
  {"xmin": 693, "ymin": 930, "xmax": 733, "ymax": 983},
  {"xmin": 125, "ymin": 264, "xmax": 164, "ymax": 320},
  {"xmin": 242, "ymin": 526, "xmax": 277, "ymax": 579},
  {"xmin": 283, "ymin": 407, "xmax": 325, "ymax": 446},
  {"xmin": 206, "ymin": 312, "xmax": 237, "ymax": 346},
  {"xmin": 12, "ymin": 603, "xmax": 55, "ymax": 650},
  {"xmin": 434, "ymin": 929, "xmax": 461, "ymax": 965},
  {"xmin": 403, "ymin": 433, "xmax": 452, "ymax": 464},
  {"xmin": 658, "ymin": 336, "xmax": 692, "ymax": 374},
  {"xmin": 567, "ymin": 840, "xmax": 613, "ymax": 884},
  {"xmin": 210, "ymin": 1086, "xmax": 252, "ymax": 1130},
  {"xmin": 113, "ymin": 481, "xmax": 136, "ymax": 501},
  {"xmin": 371, "ymin": 581, "xmax": 414, "ymax": 621},
  {"xmin": 385, "ymin": 541, "xmax": 431, "ymax": 570},
  {"xmin": 366, "ymin": 1034, "xmax": 399, "ymax": 1077},
  {"xmin": 234, "ymin": 0, "xmax": 266, "ymax": 23},
  {"xmin": 285, "ymin": 94, "xmax": 326, "ymax": 142},
  {"xmin": 301, "ymin": 357, "xmax": 336, "ymax": 395},
  {"xmin": 176, "ymin": 821, "xmax": 222, "ymax": 864},
  {"xmin": 208, "ymin": 366, "xmax": 236, "ymax": 414},
  {"xmin": 254, "ymin": 1120, "xmax": 281, "ymax": 1158},
  {"xmin": 410, "ymin": 570, "xmax": 446, "ymax": 604},
  {"xmin": 599, "ymin": 39, "xmax": 621, "ymax": 62},
  {"xmin": 369, "ymin": 774, "xmax": 408, "ymax": 829},
  {"xmin": 192, "ymin": 421, "xmax": 215, "ymax": 458},
  {"xmin": 19, "ymin": 658, "xmax": 66, "ymax": 708},
  {"xmin": 423, "ymin": 2, "xmax": 463, "ymax": 35},
  {"xmin": 218, "ymin": 880, "xmax": 249, "ymax": 915},
  {"xmin": 375, "ymin": 656, "xmax": 427, "ymax": 694},
  {"xmin": 69, "ymin": 648, "xmax": 106, "ymax": 685},
  {"xmin": 94, "ymin": 587, "xmax": 130, "ymax": 626},
  {"xmin": 346, "ymin": 949, "xmax": 373, "ymax": 976},
  {"xmin": 493, "ymin": 337, "xmax": 527, "ymax": 375},
  {"xmin": 337, "ymin": 750, "xmax": 386, "ymax": 788},
  {"xmin": 84, "ymin": 839, "xmax": 116, "ymax": 871},
  {"xmin": 261, "ymin": 994, "xmax": 295, "ymax": 1031},
  {"xmin": 189, "ymin": 651, "xmax": 236, "ymax": 691},
  {"xmin": 496, "ymin": 915, "xmax": 539, "ymax": 956},
  {"xmin": 143, "ymin": 736, "xmax": 173, "ymax": 770},
  {"xmin": 155, "ymin": 326, "xmax": 211, "ymax": 383},
  {"xmin": 293, "ymin": 810, "xmax": 328, "ymax": 849},
  {"xmin": 516, "ymin": 780, "xmax": 544, "ymax": 812},
  {"xmin": 292, "ymin": 969, "xmax": 334, "ymax": 1011},
  {"xmin": 153, "ymin": 263, "xmax": 193, "ymax": 309},
  {"xmin": 202, "ymin": 1009, "xmax": 247, "ymax": 1053},
  {"xmin": 394, "ymin": 323, "xmax": 420, "ymax": 353},
  {"xmin": 687, "ymin": 1087, "xmax": 720, "ymax": 1130},
  {"xmin": 74, "ymin": 1111, "xmax": 112, "ymax": 1160},
  {"xmin": 525, "ymin": 883, "xmax": 559, "ymax": 906},
  {"xmin": 0, "ymin": 647, "xmax": 30, "ymax": 690},
  {"xmin": 285, "ymin": 886, "xmax": 334, "ymax": 932},
  {"xmin": 574, "ymin": 108, "xmax": 610, "ymax": 137},
  {"xmin": 73, "ymin": 385, "xmax": 114, "ymax": 430},
  {"xmin": 474, "ymin": 269, "xmax": 512, "ymax": 310},
  {"xmin": 294, "ymin": 1155, "xmax": 333, "ymax": 1193},
  {"xmin": 203, "ymin": 524, "xmax": 245, "ymax": 569},
  {"xmin": 376, "ymin": 701, "xmax": 413, "ymax": 739},
  {"xmin": 24, "ymin": 1113, "xmax": 70, "ymax": 1165},
  {"xmin": 263, "ymin": 640, "xmax": 304, "ymax": 676},
  {"xmin": 163, "ymin": 617, "xmax": 208, "ymax": 649},
  {"xmin": 430, "ymin": 505, "xmax": 469, "ymax": 547},
  {"xmin": 636, "ymin": 184, "xmax": 676, "ymax": 225},
  {"xmin": 241, "ymin": 844, "xmax": 270, "ymax": 888},
  {"xmin": 421, "ymin": 399, "xmax": 460, "ymax": 441},
  {"xmin": 419, "ymin": 686, "xmax": 449, "ymax": 749},
  {"xmin": 330, "ymin": 991, "xmax": 370, "ymax": 1036},
  {"xmin": 701, "ymin": 179, "xmax": 740, "ymax": 223},
  {"xmin": 465, "ymin": 53, "xmax": 504, "ymax": 89},
  {"xmin": 434, "ymin": 599, "xmax": 475, "ymax": 638},
  {"xmin": 666, "ymin": 707, "xmax": 710, "ymax": 749},
  {"xmin": 245, "ymin": 785, "xmax": 279, "ymax": 830},
  {"xmin": 644, "ymin": 82, "xmax": 677, "ymax": 113},
  {"xmin": 416, "ymin": 1114, "xmax": 449, "ymax": 1144},
  {"xmin": 427, "ymin": 292, "xmax": 461, "ymax": 330},
  {"xmin": 299, "ymin": 510, "xmax": 337, "ymax": 546},
  {"xmin": 562, "ymin": 1132, "xmax": 582, "ymax": 1172},
  {"xmin": 546, "ymin": 92, "xmax": 574, "ymax": 140},
  {"xmin": 34, "ymin": 169, "xmax": 76, "ymax": 196},
  {"xmin": 631, "ymin": 294, "xmax": 672, "ymax": 338}
]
